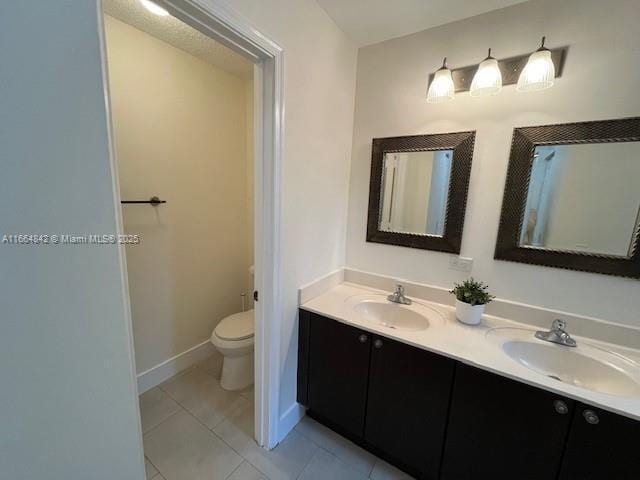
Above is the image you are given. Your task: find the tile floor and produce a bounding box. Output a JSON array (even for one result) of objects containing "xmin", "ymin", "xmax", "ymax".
[{"xmin": 140, "ymin": 352, "xmax": 414, "ymax": 480}]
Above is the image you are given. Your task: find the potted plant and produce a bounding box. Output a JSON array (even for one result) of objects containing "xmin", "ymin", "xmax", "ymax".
[{"xmin": 450, "ymin": 278, "xmax": 495, "ymax": 325}]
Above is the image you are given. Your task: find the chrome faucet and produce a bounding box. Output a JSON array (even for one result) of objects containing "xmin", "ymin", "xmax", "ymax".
[
  {"xmin": 387, "ymin": 284, "xmax": 412, "ymax": 305},
  {"xmin": 535, "ymin": 319, "xmax": 577, "ymax": 347}
]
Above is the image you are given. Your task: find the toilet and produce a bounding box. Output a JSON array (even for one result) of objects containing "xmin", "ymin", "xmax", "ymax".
[{"xmin": 210, "ymin": 309, "xmax": 254, "ymax": 390}]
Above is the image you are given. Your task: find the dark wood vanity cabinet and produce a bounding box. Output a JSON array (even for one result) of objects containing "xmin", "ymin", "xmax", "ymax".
[
  {"xmin": 298, "ymin": 309, "xmax": 454, "ymax": 479},
  {"xmin": 558, "ymin": 403, "xmax": 640, "ymax": 479},
  {"xmin": 440, "ymin": 363, "xmax": 574, "ymax": 480},
  {"xmin": 297, "ymin": 309, "xmax": 640, "ymax": 480},
  {"xmin": 304, "ymin": 311, "xmax": 371, "ymax": 438},
  {"xmin": 365, "ymin": 334, "xmax": 455, "ymax": 479}
]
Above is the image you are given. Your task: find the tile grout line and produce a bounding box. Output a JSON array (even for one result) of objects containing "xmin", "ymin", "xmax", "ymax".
[
  {"xmin": 145, "ymin": 454, "xmax": 163, "ymax": 480},
  {"xmin": 223, "ymin": 459, "xmax": 244, "ymax": 480},
  {"xmin": 367, "ymin": 458, "xmax": 377, "ymax": 478},
  {"xmin": 145, "ymin": 383, "xmax": 377, "ymax": 480},
  {"xmin": 154, "ymin": 402, "xmax": 251, "ymax": 479},
  {"xmin": 288, "ymin": 426, "xmax": 347, "ymax": 480},
  {"xmin": 141, "ymin": 406, "xmax": 184, "ymax": 480},
  {"xmin": 238, "ymin": 457, "xmax": 270, "ymax": 480},
  {"xmin": 290, "ymin": 428, "xmax": 323, "ymax": 480},
  {"xmin": 206, "ymin": 400, "xmax": 278, "ymax": 480},
  {"xmin": 293, "ymin": 447, "xmax": 317, "ymax": 480},
  {"xmin": 156, "ymin": 376, "xmax": 267, "ymax": 477},
  {"xmin": 308, "ymin": 445, "xmax": 375, "ymax": 480},
  {"xmin": 142, "ymin": 406, "xmax": 184, "ymax": 437},
  {"xmin": 293, "ymin": 420, "xmax": 378, "ymax": 478},
  {"xmin": 195, "ymin": 361, "xmax": 256, "ymax": 402},
  {"xmin": 148, "ymin": 367, "xmax": 253, "ymax": 478},
  {"xmin": 298, "ymin": 446, "xmax": 356, "ymax": 480},
  {"xmin": 145, "ymin": 359, "xmax": 324, "ymax": 480}
]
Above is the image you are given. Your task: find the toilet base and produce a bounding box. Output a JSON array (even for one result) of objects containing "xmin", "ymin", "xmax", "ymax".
[{"xmin": 220, "ymin": 352, "xmax": 254, "ymax": 391}]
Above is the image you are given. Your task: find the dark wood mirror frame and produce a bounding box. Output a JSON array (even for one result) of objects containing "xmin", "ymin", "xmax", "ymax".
[
  {"xmin": 366, "ymin": 131, "xmax": 476, "ymax": 253},
  {"xmin": 495, "ymin": 117, "xmax": 640, "ymax": 278}
]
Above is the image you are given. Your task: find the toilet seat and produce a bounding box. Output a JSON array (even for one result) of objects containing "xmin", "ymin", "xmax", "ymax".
[{"xmin": 214, "ymin": 310, "xmax": 254, "ymax": 341}]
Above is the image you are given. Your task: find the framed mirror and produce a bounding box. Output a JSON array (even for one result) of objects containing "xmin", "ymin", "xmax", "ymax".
[
  {"xmin": 495, "ymin": 117, "xmax": 640, "ymax": 278},
  {"xmin": 366, "ymin": 131, "xmax": 475, "ymax": 252}
]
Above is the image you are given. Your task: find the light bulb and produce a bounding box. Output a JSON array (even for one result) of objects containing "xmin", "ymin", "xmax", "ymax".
[
  {"xmin": 427, "ymin": 58, "xmax": 455, "ymax": 103},
  {"xmin": 140, "ymin": 0, "xmax": 169, "ymax": 16},
  {"xmin": 470, "ymin": 49, "xmax": 502, "ymax": 97},
  {"xmin": 517, "ymin": 37, "xmax": 555, "ymax": 92}
]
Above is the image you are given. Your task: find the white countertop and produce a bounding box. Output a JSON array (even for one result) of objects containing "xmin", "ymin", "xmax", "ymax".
[{"xmin": 301, "ymin": 282, "xmax": 640, "ymax": 421}]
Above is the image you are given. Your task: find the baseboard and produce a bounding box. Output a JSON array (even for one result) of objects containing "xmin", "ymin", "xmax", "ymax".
[
  {"xmin": 277, "ymin": 402, "xmax": 306, "ymax": 443},
  {"xmin": 136, "ymin": 339, "xmax": 215, "ymax": 394}
]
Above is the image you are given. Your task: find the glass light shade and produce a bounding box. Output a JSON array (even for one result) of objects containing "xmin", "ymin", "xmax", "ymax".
[
  {"xmin": 517, "ymin": 49, "xmax": 555, "ymax": 92},
  {"xmin": 427, "ymin": 68, "xmax": 455, "ymax": 103},
  {"xmin": 470, "ymin": 57, "xmax": 502, "ymax": 97},
  {"xmin": 140, "ymin": 0, "xmax": 169, "ymax": 16}
]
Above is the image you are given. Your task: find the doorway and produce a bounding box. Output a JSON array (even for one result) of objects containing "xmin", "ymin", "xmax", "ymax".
[{"xmin": 99, "ymin": 0, "xmax": 284, "ymax": 452}]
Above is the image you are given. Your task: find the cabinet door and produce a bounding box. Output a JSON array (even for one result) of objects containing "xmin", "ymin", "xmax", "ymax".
[
  {"xmin": 558, "ymin": 403, "xmax": 640, "ymax": 479},
  {"xmin": 441, "ymin": 363, "xmax": 574, "ymax": 480},
  {"xmin": 307, "ymin": 312, "xmax": 372, "ymax": 438},
  {"xmin": 365, "ymin": 335, "xmax": 455, "ymax": 480},
  {"xmin": 297, "ymin": 309, "xmax": 311, "ymax": 406}
]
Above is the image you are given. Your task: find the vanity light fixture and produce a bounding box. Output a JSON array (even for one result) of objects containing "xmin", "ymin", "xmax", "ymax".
[
  {"xmin": 139, "ymin": 0, "xmax": 170, "ymax": 16},
  {"xmin": 470, "ymin": 48, "xmax": 502, "ymax": 97},
  {"xmin": 517, "ymin": 37, "xmax": 556, "ymax": 92},
  {"xmin": 427, "ymin": 37, "xmax": 565, "ymax": 102},
  {"xmin": 427, "ymin": 58, "xmax": 455, "ymax": 103}
]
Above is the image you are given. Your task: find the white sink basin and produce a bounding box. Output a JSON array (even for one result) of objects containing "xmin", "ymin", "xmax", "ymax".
[
  {"xmin": 351, "ymin": 298, "xmax": 442, "ymax": 332},
  {"xmin": 488, "ymin": 328, "xmax": 640, "ymax": 398}
]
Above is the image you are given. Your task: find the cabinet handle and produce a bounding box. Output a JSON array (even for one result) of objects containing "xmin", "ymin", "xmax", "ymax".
[
  {"xmin": 583, "ymin": 409, "xmax": 599, "ymax": 425},
  {"xmin": 358, "ymin": 334, "xmax": 368, "ymax": 343},
  {"xmin": 374, "ymin": 339, "xmax": 383, "ymax": 349},
  {"xmin": 553, "ymin": 400, "xmax": 569, "ymax": 415}
]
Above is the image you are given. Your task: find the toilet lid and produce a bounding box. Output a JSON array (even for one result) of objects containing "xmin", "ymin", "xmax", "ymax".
[{"xmin": 215, "ymin": 310, "xmax": 254, "ymax": 341}]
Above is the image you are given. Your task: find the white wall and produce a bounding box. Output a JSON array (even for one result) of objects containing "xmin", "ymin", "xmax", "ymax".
[
  {"xmin": 0, "ymin": 0, "xmax": 358, "ymax": 465},
  {"xmin": 346, "ymin": 0, "xmax": 640, "ymax": 327},
  {"xmin": 214, "ymin": 0, "xmax": 358, "ymax": 423},
  {"xmin": 0, "ymin": 2, "xmax": 144, "ymax": 479},
  {"xmin": 104, "ymin": 16, "xmax": 252, "ymax": 374}
]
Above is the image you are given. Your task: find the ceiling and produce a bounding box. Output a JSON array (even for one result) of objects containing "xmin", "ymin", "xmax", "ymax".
[
  {"xmin": 316, "ymin": 0, "xmax": 530, "ymax": 47},
  {"xmin": 103, "ymin": 0, "xmax": 252, "ymax": 79}
]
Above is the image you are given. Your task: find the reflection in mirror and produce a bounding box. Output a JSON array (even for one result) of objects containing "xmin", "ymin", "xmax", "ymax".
[
  {"xmin": 520, "ymin": 143, "xmax": 640, "ymax": 257},
  {"xmin": 368, "ymin": 131, "xmax": 475, "ymax": 253},
  {"xmin": 379, "ymin": 150, "xmax": 453, "ymax": 236}
]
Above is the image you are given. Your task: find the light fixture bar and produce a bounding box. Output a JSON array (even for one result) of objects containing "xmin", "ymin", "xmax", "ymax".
[{"xmin": 428, "ymin": 47, "xmax": 567, "ymax": 94}]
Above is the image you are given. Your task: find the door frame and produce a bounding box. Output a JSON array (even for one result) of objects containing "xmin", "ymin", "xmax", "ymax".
[{"xmin": 98, "ymin": 0, "xmax": 284, "ymax": 449}]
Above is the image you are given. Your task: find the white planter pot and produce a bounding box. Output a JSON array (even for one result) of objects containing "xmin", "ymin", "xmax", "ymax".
[{"xmin": 455, "ymin": 299, "xmax": 485, "ymax": 325}]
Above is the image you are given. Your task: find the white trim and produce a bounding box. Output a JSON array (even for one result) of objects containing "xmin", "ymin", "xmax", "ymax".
[
  {"xmin": 278, "ymin": 403, "xmax": 306, "ymax": 441},
  {"xmin": 95, "ymin": 2, "xmax": 146, "ymax": 478},
  {"xmin": 252, "ymin": 55, "xmax": 286, "ymax": 449},
  {"xmin": 101, "ymin": 0, "xmax": 285, "ymax": 450},
  {"xmin": 136, "ymin": 340, "xmax": 216, "ymax": 394}
]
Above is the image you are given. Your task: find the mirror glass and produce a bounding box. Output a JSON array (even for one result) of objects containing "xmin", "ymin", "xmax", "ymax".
[
  {"xmin": 379, "ymin": 150, "xmax": 453, "ymax": 236},
  {"xmin": 519, "ymin": 143, "xmax": 640, "ymax": 257}
]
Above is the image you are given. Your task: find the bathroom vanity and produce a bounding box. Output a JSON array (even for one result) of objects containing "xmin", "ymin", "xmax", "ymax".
[{"xmin": 297, "ymin": 281, "xmax": 640, "ymax": 480}]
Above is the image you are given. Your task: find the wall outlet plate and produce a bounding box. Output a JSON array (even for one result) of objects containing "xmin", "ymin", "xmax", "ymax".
[{"xmin": 449, "ymin": 256, "xmax": 473, "ymax": 272}]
